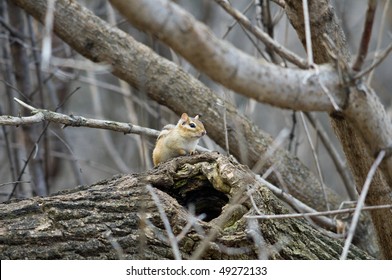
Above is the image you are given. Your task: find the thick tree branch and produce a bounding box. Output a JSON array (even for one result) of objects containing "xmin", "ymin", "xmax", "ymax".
[{"xmin": 110, "ymin": 0, "xmax": 345, "ymax": 113}]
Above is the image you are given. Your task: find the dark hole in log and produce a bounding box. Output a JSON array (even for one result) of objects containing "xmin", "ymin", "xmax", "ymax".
[{"xmin": 156, "ymin": 176, "xmax": 229, "ymax": 222}]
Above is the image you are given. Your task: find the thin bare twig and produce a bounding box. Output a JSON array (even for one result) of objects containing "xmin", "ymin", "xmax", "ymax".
[
  {"xmin": 340, "ymin": 150, "xmax": 385, "ymax": 260},
  {"xmin": 259, "ymin": 0, "xmax": 273, "ymax": 36},
  {"xmin": 176, "ymin": 205, "xmax": 206, "ymax": 242},
  {"xmin": 50, "ymin": 150, "xmax": 119, "ymax": 174},
  {"xmin": 238, "ymin": 21, "xmax": 270, "ymax": 61},
  {"xmin": 302, "ymin": 0, "xmax": 313, "ymax": 65},
  {"xmin": 146, "ymin": 185, "xmax": 181, "ymax": 260},
  {"xmin": 88, "ymin": 71, "xmax": 130, "ymax": 173},
  {"xmin": 252, "ymin": 128, "xmax": 290, "ymax": 173},
  {"xmin": 191, "ymin": 188, "xmax": 250, "ymax": 259},
  {"xmin": 0, "ymin": 16, "xmax": 27, "ymax": 39},
  {"xmin": 300, "ymin": 112, "xmax": 330, "ymax": 211},
  {"xmin": 354, "ymin": 42, "xmax": 392, "ymax": 80},
  {"xmin": 221, "ymin": 0, "xmax": 254, "ymax": 40},
  {"xmin": 2, "ymin": 98, "xmax": 210, "ymax": 153},
  {"xmin": 38, "ymin": 66, "xmax": 159, "ymax": 117},
  {"xmin": 213, "ymin": 0, "xmax": 308, "ymax": 68},
  {"xmin": 288, "ymin": 111, "xmax": 298, "ymax": 153},
  {"xmin": 0, "ymin": 180, "xmax": 30, "ymax": 188},
  {"xmin": 245, "ymin": 203, "xmax": 392, "ymax": 220},
  {"xmin": 107, "ymin": 0, "xmax": 149, "ymax": 168},
  {"xmin": 367, "ymin": 0, "xmax": 390, "ymax": 83},
  {"xmin": 305, "ymin": 113, "xmax": 356, "ymax": 200},
  {"xmin": 270, "ymin": 0, "xmax": 285, "ymax": 8},
  {"xmin": 322, "ymin": 33, "xmax": 352, "ymax": 80},
  {"xmin": 308, "ymin": 36, "xmax": 342, "ymax": 111},
  {"xmin": 0, "ymin": 3, "xmax": 24, "ymax": 198},
  {"xmin": 222, "ymin": 91, "xmax": 230, "ymax": 155},
  {"xmin": 247, "ymin": 218, "xmax": 268, "ymax": 259},
  {"xmin": 7, "ymin": 120, "xmax": 49, "ymax": 200},
  {"xmin": 6, "ymin": 89, "xmax": 79, "ymax": 200},
  {"xmin": 352, "ymin": 0, "xmax": 377, "ymax": 72},
  {"xmin": 104, "ymin": 229, "xmax": 124, "ymax": 260},
  {"xmin": 315, "ymin": 66, "xmax": 341, "ymax": 111},
  {"xmin": 8, "ymin": 98, "xmax": 159, "ymax": 137},
  {"xmin": 257, "ymin": 0, "xmax": 279, "ymax": 64},
  {"xmin": 48, "ymin": 129, "xmax": 85, "ymax": 184},
  {"xmin": 0, "ymin": 106, "xmax": 18, "ymax": 183},
  {"xmin": 255, "ymin": 175, "xmax": 338, "ymax": 232}
]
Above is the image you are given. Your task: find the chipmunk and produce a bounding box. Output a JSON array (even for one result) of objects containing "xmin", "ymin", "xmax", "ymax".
[{"xmin": 152, "ymin": 113, "xmax": 206, "ymax": 166}]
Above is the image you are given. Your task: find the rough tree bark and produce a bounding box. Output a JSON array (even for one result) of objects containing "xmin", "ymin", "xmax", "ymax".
[{"xmin": 0, "ymin": 153, "xmax": 371, "ymax": 260}]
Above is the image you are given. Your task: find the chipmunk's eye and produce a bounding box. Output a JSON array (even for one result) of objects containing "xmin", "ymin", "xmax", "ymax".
[{"xmin": 189, "ymin": 123, "xmax": 196, "ymax": 128}]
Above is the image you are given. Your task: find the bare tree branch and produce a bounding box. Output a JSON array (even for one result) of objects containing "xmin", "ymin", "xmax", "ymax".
[
  {"xmin": 214, "ymin": 0, "xmax": 308, "ymax": 68},
  {"xmin": 352, "ymin": 0, "xmax": 377, "ymax": 72},
  {"xmin": 367, "ymin": 0, "xmax": 390, "ymax": 83},
  {"xmin": 0, "ymin": 98, "xmax": 210, "ymax": 153},
  {"xmin": 246, "ymin": 204, "xmax": 392, "ymax": 220},
  {"xmin": 341, "ymin": 150, "xmax": 385, "ymax": 260},
  {"xmin": 254, "ymin": 175, "xmax": 339, "ymax": 233},
  {"xmin": 302, "ymin": 0, "xmax": 314, "ymax": 65},
  {"xmin": 7, "ymin": 98, "xmax": 158, "ymax": 136},
  {"xmin": 270, "ymin": 0, "xmax": 285, "ymax": 8},
  {"xmin": 110, "ymin": 0, "xmax": 346, "ymax": 112},
  {"xmin": 146, "ymin": 185, "xmax": 181, "ymax": 260},
  {"xmin": 305, "ymin": 113, "xmax": 356, "ymax": 200},
  {"xmin": 300, "ymin": 112, "xmax": 329, "ymax": 210},
  {"xmin": 354, "ymin": 42, "xmax": 392, "ymax": 80}
]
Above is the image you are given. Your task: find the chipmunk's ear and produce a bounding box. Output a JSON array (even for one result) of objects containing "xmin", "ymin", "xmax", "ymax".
[
  {"xmin": 194, "ymin": 115, "xmax": 200, "ymax": 120},
  {"xmin": 181, "ymin": 113, "xmax": 189, "ymax": 121}
]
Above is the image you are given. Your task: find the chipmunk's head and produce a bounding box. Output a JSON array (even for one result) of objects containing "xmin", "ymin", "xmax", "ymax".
[{"xmin": 177, "ymin": 113, "xmax": 206, "ymax": 138}]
